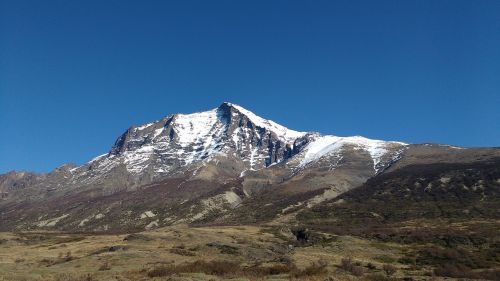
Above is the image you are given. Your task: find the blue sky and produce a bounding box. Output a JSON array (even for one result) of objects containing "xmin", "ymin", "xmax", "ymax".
[{"xmin": 1, "ymin": 0, "xmax": 499, "ymax": 173}]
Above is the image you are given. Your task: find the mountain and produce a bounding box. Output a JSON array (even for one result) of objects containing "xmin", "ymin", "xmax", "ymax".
[{"xmin": 1, "ymin": 102, "xmax": 499, "ymax": 232}]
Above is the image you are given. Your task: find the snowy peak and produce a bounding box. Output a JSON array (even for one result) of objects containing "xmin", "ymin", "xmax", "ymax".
[
  {"xmin": 77, "ymin": 102, "xmax": 408, "ymax": 186},
  {"xmin": 221, "ymin": 102, "xmax": 306, "ymax": 142},
  {"xmin": 97, "ymin": 103, "xmax": 312, "ymax": 177},
  {"xmin": 111, "ymin": 102, "xmax": 304, "ymax": 154}
]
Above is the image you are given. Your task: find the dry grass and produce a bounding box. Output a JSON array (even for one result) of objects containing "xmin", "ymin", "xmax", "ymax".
[{"xmin": 0, "ymin": 224, "xmax": 449, "ymax": 281}]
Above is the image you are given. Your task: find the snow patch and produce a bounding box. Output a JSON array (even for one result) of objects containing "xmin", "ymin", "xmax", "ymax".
[
  {"xmin": 135, "ymin": 122, "xmax": 154, "ymax": 131},
  {"xmin": 140, "ymin": 211, "xmax": 156, "ymax": 219},
  {"xmin": 440, "ymin": 177, "xmax": 451, "ymax": 184},
  {"xmin": 173, "ymin": 109, "xmax": 220, "ymax": 146},
  {"xmin": 299, "ymin": 135, "xmax": 407, "ymax": 172},
  {"xmin": 37, "ymin": 214, "xmax": 69, "ymax": 227},
  {"xmin": 145, "ymin": 220, "xmax": 159, "ymax": 229},
  {"xmin": 78, "ymin": 218, "xmax": 89, "ymax": 227}
]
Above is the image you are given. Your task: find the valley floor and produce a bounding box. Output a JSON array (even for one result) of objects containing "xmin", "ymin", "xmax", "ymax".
[{"xmin": 0, "ymin": 225, "xmax": 469, "ymax": 281}]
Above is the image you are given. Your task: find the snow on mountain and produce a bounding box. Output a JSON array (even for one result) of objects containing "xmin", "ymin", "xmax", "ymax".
[
  {"xmin": 298, "ymin": 135, "xmax": 407, "ymax": 172},
  {"xmin": 173, "ymin": 109, "xmax": 221, "ymax": 146},
  {"xmin": 172, "ymin": 108, "xmax": 229, "ymax": 165},
  {"xmin": 227, "ymin": 103, "xmax": 306, "ymax": 142}
]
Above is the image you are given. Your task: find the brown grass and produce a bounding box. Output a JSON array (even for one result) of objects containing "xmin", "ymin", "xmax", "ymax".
[
  {"xmin": 147, "ymin": 259, "xmax": 328, "ymax": 278},
  {"xmin": 339, "ymin": 257, "xmax": 364, "ymax": 276}
]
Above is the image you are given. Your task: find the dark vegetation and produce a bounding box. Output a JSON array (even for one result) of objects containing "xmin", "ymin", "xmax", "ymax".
[
  {"xmin": 299, "ymin": 160, "xmax": 500, "ymax": 236},
  {"xmin": 382, "ymin": 264, "xmax": 396, "ymax": 276},
  {"xmin": 147, "ymin": 259, "xmax": 327, "ymax": 278},
  {"xmin": 206, "ymin": 242, "xmax": 240, "ymax": 255},
  {"xmin": 90, "ymin": 245, "xmax": 128, "ymax": 256},
  {"xmin": 53, "ymin": 273, "xmax": 94, "ymax": 281},
  {"xmin": 339, "ymin": 258, "xmax": 364, "ymax": 276},
  {"xmin": 291, "ymin": 227, "xmax": 310, "ymax": 243},
  {"xmin": 170, "ymin": 244, "xmax": 197, "ymax": 256},
  {"xmin": 298, "ymin": 159, "xmax": 500, "ymax": 279},
  {"xmin": 402, "ymin": 245, "xmax": 500, "ymax": 279},
  {"xmin": 123, "ymin": 233, "xmax": 153, "ymax": 241}
]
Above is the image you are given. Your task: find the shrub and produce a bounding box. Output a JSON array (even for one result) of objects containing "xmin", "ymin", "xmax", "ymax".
[
  {"xmin": 382, "ymin": 264, "xmax": 397, "ymax": 276},
  {"xmin": 244, "ymin": 263, "xmax": 295, "ymax": 276},
  {"xmin": 339, "ymin": 258, "xmax": 364, "ymax": 276},
  {"xmin": 293, "ymin": 260, "xmax": 328, "ymax": 277},
  {"xmin": 147, "ymin": 259, "xmax": 328, "ymax": 278},
  {"xmin": 291, "ymin": 227, "xmax": 310, "ymax": 243},
  {"xmin": 351, "ymin": 265, "xmax": 365, "ymax": 276},
  {"xmin": 169, "ymin": 248, "xmax": 196, "ymax": 256},
  {"xmin": 366, "ymin": 262, "xmax": 377, "ymax": 270},
  {"xmin": 434, "ymin": 264, "xmax": 500, "ymax": 279},
  {"xmin": 148, "ymin": 260, "xmax": 240, "ymax": 277},
  {"xmin": 340, "ymin": 258, "xmax": 354, "ymax": 271},
  {"xmin": 54, "ymin": 273, "xmax": 93, "ymax": 281}
]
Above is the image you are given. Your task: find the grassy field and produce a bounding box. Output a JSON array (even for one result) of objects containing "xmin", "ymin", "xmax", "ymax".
[{"xmin": 0, "ymin": 224, "xmax": 459, "ymax": 281}]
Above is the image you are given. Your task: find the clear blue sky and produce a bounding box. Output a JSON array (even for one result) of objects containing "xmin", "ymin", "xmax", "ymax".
[{"xmin": 1, "ymin": 0, "xmax": 499, "ymax": 173}]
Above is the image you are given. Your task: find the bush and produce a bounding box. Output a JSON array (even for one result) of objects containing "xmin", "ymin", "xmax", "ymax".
[
  {"xmin": 339, "ymin": 258, "xmax": 364, "ymax": 276},
  {"xmin": 54, "ymin": 273, "xmax": 93, "ymax": 281},
  {"xmin": 340, "ymin": 258, "xmax": 354, "ymax": 271},
  {"xmin": 293, "ymin": 260, "xmax": 328, "ymax": 277},
  {"xmin": 291, "ymin": 227, "xmax": 310, "ymax": 243},
  {"xmin": 245, "ymin": 263, "xmax": 294, "ymax": 276},
  {"xmin": 351, "ymin": 265, "xmax": 365, "ymax": 276},
  {"xmin": 382, "ymin": 264, "xmax": 397, "ymax": 276},
  {"xmin": 366, "ymin": 262, "xmax": 377, "ymax": 270},
  {"xmin": 148, "ymin": 260, "xmax": 240, "ymax": 277},
  {"xmin": 169, "ymin": 248, "xmax": 196, "ymax": 256},
  {"xmin": 434, "ymin": 264, "xmax": 500, "ymax": 280},
  {"xmin": 147, "ymin": 259, "xmax": 328, "ymax": 278}
]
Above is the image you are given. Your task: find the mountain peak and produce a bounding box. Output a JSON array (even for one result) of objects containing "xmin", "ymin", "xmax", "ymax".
[{"xmin": 217, "ymin": 102, "xmax": 306, "ymax": 142}]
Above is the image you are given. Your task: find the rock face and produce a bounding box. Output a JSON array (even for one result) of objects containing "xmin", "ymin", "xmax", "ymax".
[{"xmin": 1, "ymin": 102, "xmax": 498, "ymax": 232}]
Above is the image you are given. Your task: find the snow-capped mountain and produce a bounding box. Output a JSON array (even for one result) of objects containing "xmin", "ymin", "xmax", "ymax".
[
  {"xmin": 61, "ymin": 102, "xmax": 407, "ymax": 190},
  {"xmin": 105, "ymin": 102, "xmax": 306, "ymax": 173},
  {"xmin": 4, "ymin": 102, "xmax": 497, "ymax": 232}
]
